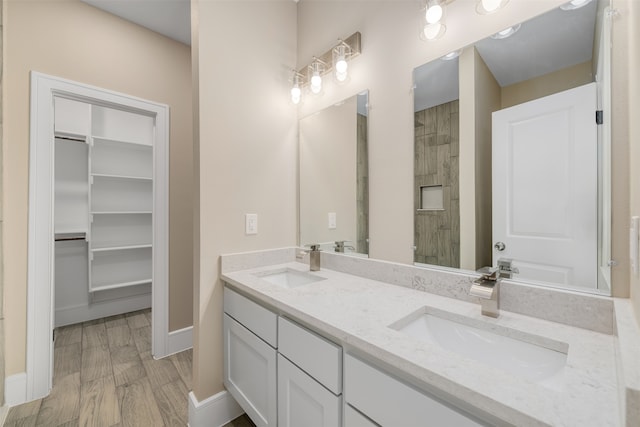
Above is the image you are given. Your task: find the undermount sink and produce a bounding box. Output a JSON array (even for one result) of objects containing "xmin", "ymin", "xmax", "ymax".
[
  {"xmin": 254, "ymin": 268, "xmax": 326, "ymax": 288},
  {"xmin": 390, "ymin": 308, "xmax": 568, "ymax": 390}
]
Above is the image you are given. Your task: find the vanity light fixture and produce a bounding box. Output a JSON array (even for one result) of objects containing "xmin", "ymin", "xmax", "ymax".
[
  {"xmin": 490, "ymin": 23, "xmax": 521, "ymax": 39},
  {"xmin": 289, "ymin": 32, "xmax": 361, "ymax": 100},
  {"xmin": 476, "ymin": 0, "xmax": 509, "ymax": 15},
  {"xmin": 560, "ymin": 0, "xmax": 593, "ymax": 10},
  {"xmin": 421, "ymin": 0, "xmax": 448, "ymax": 41}
]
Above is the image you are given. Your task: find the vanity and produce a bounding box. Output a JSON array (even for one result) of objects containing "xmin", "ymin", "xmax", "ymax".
[{"xmin": 220, "ymin": 248, "xmax": 631, "ymax": 427}]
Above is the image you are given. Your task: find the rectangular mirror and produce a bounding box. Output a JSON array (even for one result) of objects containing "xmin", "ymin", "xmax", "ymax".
[
  {"xmin": 300, "ymin": 91, "xmax": 369, "ymax": 256},
  {"xmin": 413, "ymin": 0, "xmax": 612, "ymax": 295}
]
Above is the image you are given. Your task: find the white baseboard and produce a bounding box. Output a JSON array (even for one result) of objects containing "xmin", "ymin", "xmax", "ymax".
[
  {"xmin": 55, "ymin": 293, "xmax": 151, "ymax": 327},
  {"xmin": 5, "ymin": 373, "xmax": 27, "ymax": 406},
  {"xmin": 167, "ymin": 326, "xmax": 193, "ymax": 356},
  {"xmin": 188, "ymin": 390, "xmax": 244, "ymax": 427}
]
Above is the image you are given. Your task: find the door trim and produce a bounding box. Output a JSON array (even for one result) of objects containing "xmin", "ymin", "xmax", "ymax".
[{"xmin": 27, "ymin": 72, "xmax": 170, "ymax": 401}]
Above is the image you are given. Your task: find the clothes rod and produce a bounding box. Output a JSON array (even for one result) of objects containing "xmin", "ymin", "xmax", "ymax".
[{"xmin": 55, "ymin": 236, "xmax": 86, "ymax": 242}]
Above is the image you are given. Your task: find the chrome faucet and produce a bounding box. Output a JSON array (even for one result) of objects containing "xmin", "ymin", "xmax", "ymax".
[
  {"xmin": 307, "ymin": 244, "xmax": 321, "ymax": 271},
  {"xmin": 334, "ymin": 240, "xmax": 355, "ymax": 253},
  {"xmin": 470, "ymin": 259, "xmax": 519, "ymax": 318},
  {"xmin": 470, "ymin": 267, "xmax": 501, "ymax": 318}
]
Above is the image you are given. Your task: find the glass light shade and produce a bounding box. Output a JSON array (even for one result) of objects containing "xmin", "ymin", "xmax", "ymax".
[
  {"xmin": 425, "ymin": 4, "xmax": 443, "ymax": 24},
  {"xmin": 476, "ymin": 0, "xmax": 509, "ymax": 14},
  {"xmin": 441, "ymin": 49, "xmax": 462, "ymax": 60},
  {"xmin": 336, "ymin": 58, "xmax": 348, "ymax": 74},
  {"xmin": 311, "ymin": 72, "xmax": 322, "ymax": 94},
  {"xmin": 336, "ymin": 71, "xmax": 348, "ymax": 82},
  {"xmin": 291, "ymin": 86, "xmax": 301, "ymax": 104},
  {"xmin": 422, "ymin": 22, "xmax": 446, "ymax": 40}
]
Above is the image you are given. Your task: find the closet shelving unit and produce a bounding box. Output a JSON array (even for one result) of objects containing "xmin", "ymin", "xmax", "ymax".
[
  {"xmin": 54, "ymin": 97, "xmax": 155, "ymax": 294},
  {"xmin": 88, "ymin": 107, "xmax": 154, "ymax": 293}
]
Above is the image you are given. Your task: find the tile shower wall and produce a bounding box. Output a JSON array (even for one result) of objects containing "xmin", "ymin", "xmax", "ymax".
[
  {"xmin": 357, "ymin": 113, "xmax": 369, "ymax": 254},
  {"xmin": 414, "ymin": 100, "xmax": 460, "ymax": 268}
]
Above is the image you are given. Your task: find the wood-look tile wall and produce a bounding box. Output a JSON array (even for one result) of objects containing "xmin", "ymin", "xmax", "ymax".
[
  {"xmin": 357, "ymin": 113, "xmax": 369, "ymax": 254},
  {"xmin": 414, "ymin": 100, "xmax": 460, "ymax": 268}
]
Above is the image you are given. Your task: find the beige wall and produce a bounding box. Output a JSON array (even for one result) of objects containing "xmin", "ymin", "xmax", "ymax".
[
  {"xmin": 300, "ymin": 96, "xmax": 358, "ymax": 246},
  {"xmin": 473, "ymin": 49, "xmax": 501, "ymax": 269},
  {"xmin": 297, "ymin": 0, "xmax": 630, "ymax": 298},
  {"xmin": 501, "ymin": 61, "xmax": 593, "ymax": 109},
  {"xmin": 628, "ymin": 0, "xmax": 640, "ymax": 323},
  {"xmin": 192, "ymin": 0, "xmax": 297, "ymax": 400},
  {"xmin": 3, "ymin": 0, "xmax": 193, "ymax": 376},
  {"xmin": 297, "ymin": 0, "xmax": 583, "ymax": 266}
]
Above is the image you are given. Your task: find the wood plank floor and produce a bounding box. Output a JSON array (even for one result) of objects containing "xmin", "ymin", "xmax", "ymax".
[{"xmin": 5, "ymin": 310, "xmax": 196, "ymax": 427}]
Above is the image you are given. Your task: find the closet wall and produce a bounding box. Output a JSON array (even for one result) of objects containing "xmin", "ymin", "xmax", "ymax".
[
  {"xmin": 54, "ymin": 97, "xmax": 155, "ymax": 326},
  {"xmin": 4, "ymin": 0, "xmax": 192, "ymax": 378}
]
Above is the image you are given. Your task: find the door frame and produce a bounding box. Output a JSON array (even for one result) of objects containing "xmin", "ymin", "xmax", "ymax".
[{"xmin": 27, "ymin": 72, "xmax": 170, "ymax": 400}]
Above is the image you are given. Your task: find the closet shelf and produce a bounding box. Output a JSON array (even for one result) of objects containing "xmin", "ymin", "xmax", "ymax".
[
  {"xmin": 91, "ymin": 244, "xmax": 152, "ymax": 252},
  {"xmin": 92, "ymin": 211, "xmax": 152, "ymax": 215},
  {"xmin": 91, "ymin": 173, "xmax": 152, "ymax": 181},
  {"xmin": 90, "ymin": 278, "xmax": 152, "ymax": 292},
  {"xmin": 92, "ymin": 135, "xmax": 152, "ymax": 148}
]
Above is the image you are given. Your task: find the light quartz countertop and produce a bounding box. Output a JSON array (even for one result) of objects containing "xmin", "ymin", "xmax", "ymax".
[{"xmin": 222, "ymin": 261, "xmax": 619, "ymax": 427}]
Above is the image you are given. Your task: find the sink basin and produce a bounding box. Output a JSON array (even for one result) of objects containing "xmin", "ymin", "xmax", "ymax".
[
  {"xmin": 390, "ymin": 308, "xmax": 567, "ymax": 389},
  {"xmin": 254, "ymin": 268, "xmax": 326, "ymax": 288}
]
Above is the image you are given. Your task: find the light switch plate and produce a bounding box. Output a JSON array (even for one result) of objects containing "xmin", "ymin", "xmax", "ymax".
[
  {"xmin": 328, "ymin": 212, "xmax": 337, "ymax": 229},
  {"xmin": 246, "ymin": 213, "xmax": 258, "ymax": 235}
]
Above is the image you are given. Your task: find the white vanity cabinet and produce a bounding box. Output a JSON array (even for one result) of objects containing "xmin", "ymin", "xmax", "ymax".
[
  {"xmin": 223, "ymin": 287, "xmax": 344, "ymax": 427},
  {"xmin": 344, "ymin": 354, "xmax": 485, "ymax": 427},
  {"xmin": 223, "ymin": 288, "xmax": 278, "ymax": 427},
  {"xmin": 277, "ymin": 317, "xmax": 342, "ymax": 427}
]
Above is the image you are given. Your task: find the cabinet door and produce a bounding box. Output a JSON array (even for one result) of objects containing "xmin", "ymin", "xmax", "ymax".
[
  {"xmin": 277, "ymin": 354, "xmax": 341, "ymax": 427},
  {"xmin": 224, "ymin": 314, "xmax": 277, "ymax": 427},
  {"xmin": 345, "ymin": 405, "xmax": 379, "ymax": 427}
]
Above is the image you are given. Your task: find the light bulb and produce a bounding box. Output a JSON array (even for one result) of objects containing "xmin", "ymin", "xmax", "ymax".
[
  {"xmin": 423, "ymin": 23, "xmax": 445, "ymax": 40},
  {"xmin": 291, "ymin": 86, "xmax": 301, "ymax": 104},
  {"xmin": 425, "ymin": 4, "xmax": 443, "ymax": 24},
  {"xmin": 336, "ymin": 58, "xmax": 348, "ymax": 74},
  {"xmin": 311, "ymin": 72, "xmax": 322, "ymax": 94},
  {"xmin": 481, "ymin": 0, "xmax": 502, "ymax": 12}
]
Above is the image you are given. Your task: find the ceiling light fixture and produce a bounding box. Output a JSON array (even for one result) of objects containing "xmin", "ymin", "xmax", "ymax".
[
  {"xmin": 560, "ymin": 0, "xmax": 593, "ymax": 10},
  {"xmin": 490, "ymin": 23, "xmax": 521, "ymax": 39},
  {"xmin": 308, "ymin": 57, "xmax": 325, "ymax": 94},
  {"xmin": 333, "ymin": 41, "xmax": 352, "ymax": 83},
  {"xmin": 476, "ymin": 0, "xmax": 509, "ymax": 15},
  {"xmin": 425, "ymin": 0, "xmax": 444, "ymax": 24},
  {"xmin": 441, "ymin": 49, "xmax": 462, "ymax": 60}
]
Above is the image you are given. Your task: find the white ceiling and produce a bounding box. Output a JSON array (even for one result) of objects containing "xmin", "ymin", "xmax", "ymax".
[
  {"xmin": 81, "ymin": 0, "xmax": 191, "ymax": 45},
  {"xmin": 415, "ymin": 0, "xmax": 598, "ymax": 111}
]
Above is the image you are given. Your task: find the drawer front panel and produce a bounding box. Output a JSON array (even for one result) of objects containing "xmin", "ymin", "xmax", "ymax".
[
  {"xmin": 278, "ymin": 316, "xmax": 342, "ymax": 394},
  {"xmin": 277, "ymin": 354, "xmax": 342, "ymax": 427},
  {"xmin": 224, "ymin": 287, "xmax": 277, "ymax": 347},
  {"xmin": 344, "ymin": 355, "xmax": 484, "ymax": 427}
]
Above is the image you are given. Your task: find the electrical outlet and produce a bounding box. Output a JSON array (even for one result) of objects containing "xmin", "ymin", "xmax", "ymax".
[
  {"xmin": 328, "ymin": 212, "xmax": 337, "ymax": 229},
  {"xmin": 246, "ymin": 214, "xmax": 258, "ymax": 235}
]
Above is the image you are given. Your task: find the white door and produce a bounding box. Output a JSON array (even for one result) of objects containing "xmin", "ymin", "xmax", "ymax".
[{"xmin": 492, "ymin": 83, "xmax": 597, "ymax": 289}]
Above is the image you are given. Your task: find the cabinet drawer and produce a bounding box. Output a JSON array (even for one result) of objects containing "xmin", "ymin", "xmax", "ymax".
[
  {"xmin": 224, "ymin": 287, "xmax": 277, "ymax": 347},
  {"xmin": 277, "ymin": 354, "xmax": 341, "ymax": 427},
  {"xmin": 278, "ymin": 317, "xmax": 342, "ymax": 394},
  {"xmin": 345, "ymin": 405, "xmax": 379, "ymax": 427},
  {"xmin": 344, "ymin": 355, "xmax": 484, "ymax": 427},
  {"xmin": 224, "ymin": 314, "xmax": 277, "ymax": 427}
]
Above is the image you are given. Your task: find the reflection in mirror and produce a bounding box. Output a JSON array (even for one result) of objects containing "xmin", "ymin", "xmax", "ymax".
[
  {"xmin": 413, "ymin": 0, "xmax": 612, "ymax": 295},
  {"xmin": 299, "ymin": 91, "xmax": 369, "ymax": 257}
]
